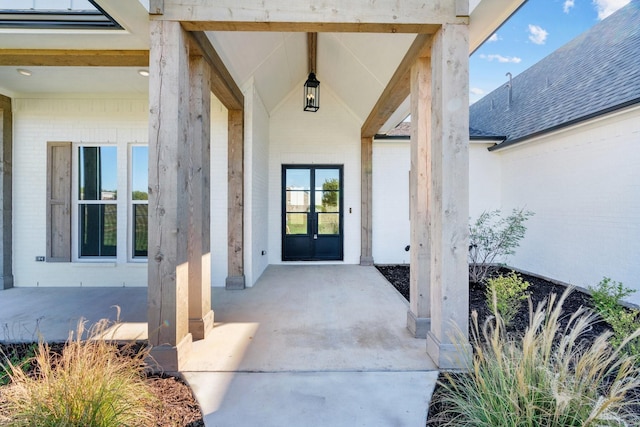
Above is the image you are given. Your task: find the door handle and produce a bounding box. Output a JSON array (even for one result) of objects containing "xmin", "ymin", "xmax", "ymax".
[{"xmin": 314, "ymin": 234, "xmax": 318, "ymax": 239}]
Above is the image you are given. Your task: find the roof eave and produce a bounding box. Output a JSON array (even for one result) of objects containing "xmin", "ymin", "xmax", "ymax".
[{"xmin": 488, "ymin": 98, "xmax": 640, "ymax": 152}]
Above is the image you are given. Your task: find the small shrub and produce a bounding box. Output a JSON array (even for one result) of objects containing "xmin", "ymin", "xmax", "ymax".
[
  {"xmin": 485, "ymin": 271, "xmax": 529, "ymax": 326},
  {"xmin": 1, "ymin": 320, "xmax": 156, "ymax": 427},
  {"xmin": 468, "ymin": 208, "xmax": 534, "ymax": 283},
  {"xmin": 433, "ymin": 288, "xmax": 640, "ymax": 426},
  {"xmin": 590, "ymin": 277, "xmax": 640, "ymax": 358}
]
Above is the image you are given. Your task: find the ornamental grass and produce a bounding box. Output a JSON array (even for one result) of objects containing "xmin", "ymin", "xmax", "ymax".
[
  {"xmin": 435, "ymin": 288, "xmax": 640, "ymax": 426},
  {"xmin": 0, "ymin": 319, "xmax": 156, "ymax": 427}
]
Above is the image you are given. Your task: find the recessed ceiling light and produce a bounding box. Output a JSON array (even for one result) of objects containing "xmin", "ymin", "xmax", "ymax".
[
  {"xmin": 17, "ymin": 69, "xmax": 32, "ymax": 76},
  {"xmin": 138, "ymin": 70, "xmax": 149, "ymax": 77}
]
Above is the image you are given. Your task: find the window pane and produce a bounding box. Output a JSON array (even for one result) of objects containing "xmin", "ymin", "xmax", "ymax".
[
  {"xmin": 318, "ymin": 213, "xmax": 339, "ymax": 235},
  {"xmin": 315, "ymin": 190, "xmax": 339, "ymax": 212},
  {"xmin": 133, "ymin": 204, "xmax": 148, "ymax": 257},
  {"xmin": 286, "ymin": 213, "xmax": 308, "ymax": 235},
  {"xmin": 286, "ymin": 169, "xmax": 310, "ymax": 190},
  {"xmin": 79, "ymin": 204, "xmax": 117, "ymax": 257},
  {"xmin": 286, "ymin": 190, "xmax": 310, "ymax": 212},
  {"xmin": 131, "ymin": 146, "xmax": 148, "ymax": 200},
  {"xmin": 78, "ymin": 146, "xmax": 117, "ymax": 201}
]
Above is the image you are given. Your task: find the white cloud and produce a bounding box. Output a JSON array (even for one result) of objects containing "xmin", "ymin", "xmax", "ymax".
[
  {"xmin": 488, "ymin": 33, "xmax": 500, "ymax": 42},
  {"xmin": 470, "ymin": 87, "xmax": 485, "ymax": 95},
  {"xmin": 563, "ymin": 0, "xmax": 575, "ymax": 13},
  {"xmin": 592, "ymin": 0, "xmax": 630, "ymax": 19},
  {"xmin": 528, "ymin": 24, "xmax": 548, "ymax": 45},
  {"xmin": 479, "ymin": 54, "xmax": 522, "ymax": 64}
]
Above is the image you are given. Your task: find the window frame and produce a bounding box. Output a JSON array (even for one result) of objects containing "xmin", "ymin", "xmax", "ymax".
[
  {"xmin": 71, "ymin": 143, "xmax": 118, "ymax": 262},
  {"xmin": 128, "ymin": 143, "xmax": 148, "ymax": 262}
]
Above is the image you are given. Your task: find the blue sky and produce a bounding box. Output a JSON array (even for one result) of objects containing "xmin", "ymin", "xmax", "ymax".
[{"xmin": 469, "ymin": 0, "xmax": 631, "ymax": 103}]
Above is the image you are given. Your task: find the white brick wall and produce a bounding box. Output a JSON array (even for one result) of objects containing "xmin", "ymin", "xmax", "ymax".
[
  {"xmin": 210, "ymin": 96, "xmax": 229, "ymax": 287},
  {"xmin": 248, "ymin": 85, "xmax": 270, "ymax": 285},
  {"xmin": 268, "ymin": 83, "xmax": 361, "ymax": 264},
  {"xmin": 372, "ymin": 140, "xmax": 410, "ymax": 264},
  {"xmin": 499, "ymin": 106, "xmax": 640, "ymax": 304},
  {"xmin": 12, "ymin": 97, "xmax": 148, "ymax": 287}
]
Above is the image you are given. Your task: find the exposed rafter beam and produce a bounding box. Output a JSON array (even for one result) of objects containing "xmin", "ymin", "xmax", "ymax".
[
  {"xmin": 188, "ymin": 31, "xmax": 244, "ymax": 111},
  {"xmin": 307, "ymin": 32, "xmax": 317, "ymax": 74},
  {"xmin": 0, "ymin": 49, "xmax": 148, "ymax": 66},
  {"xmin": 361, "ymin": 34, "xmax": 432, "ymax": 138},
  {"xmin": 181, "ymin": 21, "xmax": 441, "ymax": 34}
]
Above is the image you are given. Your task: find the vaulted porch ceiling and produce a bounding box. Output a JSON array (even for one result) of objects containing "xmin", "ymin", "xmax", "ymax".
[{"xmin": 0, "ymin": 0, "xmax": 525, "ymax": 132}]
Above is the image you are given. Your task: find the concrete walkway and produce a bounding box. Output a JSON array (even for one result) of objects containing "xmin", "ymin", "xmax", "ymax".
[{"xmin": 0, "ymin": 265, "xmax": 438, "ymax": 426}]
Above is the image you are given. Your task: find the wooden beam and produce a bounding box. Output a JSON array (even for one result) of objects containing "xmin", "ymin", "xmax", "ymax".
[
  {"xmin": 407, "ymin": 56, "xmax": 431, "ymax": 339},
  {"xmin": 0, "ymin": 95, "xmax": 12, "ymax": 289},
  {"xmin": 0, "ymin": 49, "xmax": 148, "ymax": 67},
  {"xmin": 188, "ymin": 31, "xmax": 244, "ymax": 111},
  {"xmin": 360, "ymin": 137, "xmax": 373, "ymax": 266},
  {"xmin": 226, "ymin": 109, "xmax": 245, "ymax": 290},
  {"xmin": 154, "ymin": 0, "xmax": 465, "ymax": 29},
  {"xmin": 361, "ymin": 34, "xmax": 432, "ymax": 138},
  {"xmin": 307, "ymin": 32, "xmax": 317, "ymax": 73},
  {"xmin": 181, "ymin": 21, "xmax": 441, "ymax": 34}
]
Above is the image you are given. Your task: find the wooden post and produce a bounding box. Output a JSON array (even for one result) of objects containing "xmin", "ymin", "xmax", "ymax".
[
  {"xmin": 147, "ymin": 20, "xmax": 192, "ymax": 371},
  {"xmin": 0, "ymin": 95, "xmax": 12, "ymax": 290},
  {"xmin": 226, "ymin": 109, "xmax": 245, "ymax": 289},
  {"xmin": 425, "ymin": 23, "xmax": 471, "ymax": 369},
  {"xmin": 360, "ymin": 136, "xmax": 374, "ymax": 265},
  {"xmin": 407, "ymin": 56, "xmax": 431, "ymax": 338},
  {"xmin": 187, "ymin": 54, "xmax": 214, "ymax": 340}
]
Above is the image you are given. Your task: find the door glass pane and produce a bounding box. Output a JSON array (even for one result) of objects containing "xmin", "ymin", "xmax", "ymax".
[
  {"xmin": 131, "ymin": 146, "xmax": 148, "ymax": 200},
  {"xmin": 286, "ymin": 190, "xmax": 310, "ymax": 212},
  {"xmin": 133, "ymin": 204, "xmax": 148, "ymax": 257},
  {"xmin": 315, "ymin": 169, "xmax": 339, "ymax": 190},
  {"xmin": 79, "ymin": 204, "xmax": 117, "ymax": 257},
  {"xmin": 286, "ymin": 169, "xmax": 310, "ymax": 190},
  {"xmin": 286, "ymin": 213, "xmax": 308, "ymax": 235},
  {"xmin": 318, "ymin": 213, "xmax": 339, "ymax": 235},
  {"xmin": 78, "ymin": 146, "xmax": 117, "ymax": 200},
  {"xmin": 315, "ymin": 190, "xmax": 340, "ymax": 212}
]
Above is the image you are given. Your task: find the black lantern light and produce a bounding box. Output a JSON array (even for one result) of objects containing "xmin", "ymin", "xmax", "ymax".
[{"xmin": 303, "ymin": 72, "xmax": 320, "ymax": 112}]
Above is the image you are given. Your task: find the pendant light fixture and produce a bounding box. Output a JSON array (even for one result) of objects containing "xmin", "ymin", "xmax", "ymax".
[{"xmin": 304, "ymin": 33, "xmax": 320, "ymax": 112}]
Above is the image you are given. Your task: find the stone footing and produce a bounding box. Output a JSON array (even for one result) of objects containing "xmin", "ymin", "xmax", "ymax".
[
  {"xmin": 426, "ymin": 331, "xmax": 471, "ymax": 370},
  {"xmin": 189, "ymin": 309, "xmax": 214, "ymax": 341},
  {"xmin": 359, "ymin": 256, "xmax": 374, "ymax": 266},
  {"xmin": 407, "ymin": 310, "xmax": 430, "ymax": 338},
  {"xmin": 226, "ymin": 275, "xmax": 246, "ymax": 290},
  {"xmin": 147, "ymin": 333, "xmax": 193, "ymax": 373}
]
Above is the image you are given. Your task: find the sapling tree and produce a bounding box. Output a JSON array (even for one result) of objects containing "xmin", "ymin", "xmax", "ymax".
[{"xmin": 468, "ymin": 208, "xmax": 534, "ymax": 283}]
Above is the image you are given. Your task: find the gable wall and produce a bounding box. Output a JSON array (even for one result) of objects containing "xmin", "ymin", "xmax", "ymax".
[
  {"xmin": 498, "ymin": 106, "xmax": 640, "ymax": 304},
  {"xmin": 268, "ymin": 85, "xmax": 362, "ymax": 264},
  {"xmin": 12, "ymin": 97, "xmax": 148, "ymax": 287}
]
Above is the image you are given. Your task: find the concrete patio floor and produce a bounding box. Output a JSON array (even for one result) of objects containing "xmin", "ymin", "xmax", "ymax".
[{"xmin": 0, "ymin": 265, "xmax": 439, "ymax": 426}]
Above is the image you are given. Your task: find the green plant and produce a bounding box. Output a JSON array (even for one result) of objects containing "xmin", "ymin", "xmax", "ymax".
[
  {"xmin": 432, "ymin": 288, "xmax": 640, "ymax": 426},
  {"xmin": 1, "ymin": 320, "xmax": 156, "ymax": 427},
  {"xmin": 485, "ymin": 271, "xmax": 530, "ymax": 326},
  {"xmin": 468, "ymin": 208, "xmax": 534, "ymax": 283},
  {"xmin": 0, "ymin": 344, "xmax": 37, "ymax": 386},
  {"xmin": 590, "ymin": 277, "xmax": 640, "ymax": 357}
]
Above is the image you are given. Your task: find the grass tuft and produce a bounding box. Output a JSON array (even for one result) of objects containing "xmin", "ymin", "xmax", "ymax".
[
  {"xmin": 432, "ymin": 287, "xmax": 640, "ymax": 426},
  {"xmin": 0, "ymin": 319, "xmax": 156, "ymax": 427}
]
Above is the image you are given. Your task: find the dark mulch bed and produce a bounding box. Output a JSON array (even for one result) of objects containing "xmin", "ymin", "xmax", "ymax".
[
  {"xmin": 376, "ymin": 264, "xmax": 638, "ymax": 426},
  {"xmin": 0, "ymin": 342, "xmax": 204, "ymax": 426}
]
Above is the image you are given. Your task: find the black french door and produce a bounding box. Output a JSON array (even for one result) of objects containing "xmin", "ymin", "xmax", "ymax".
[{"xmin": 282, "ymin": 165, "xmax": 343, "ymax": 261}]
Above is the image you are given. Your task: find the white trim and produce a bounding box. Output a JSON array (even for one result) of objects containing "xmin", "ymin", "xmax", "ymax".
[{"xmin": 128, "ymin": 143, "xmax": 148, "ymax": 263}]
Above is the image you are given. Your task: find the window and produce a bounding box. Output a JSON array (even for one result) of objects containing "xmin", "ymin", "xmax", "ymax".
[
  {"xmin": 77, "ymin": 145, "xmax": 117, "ymax": 258},
  {"xmin": 130, "ymin": 145, "xmax": 148, "ymax": 259},
  {"xmin": 59, "ymin": 143, "xmax": 148, "ymax": 262}
]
